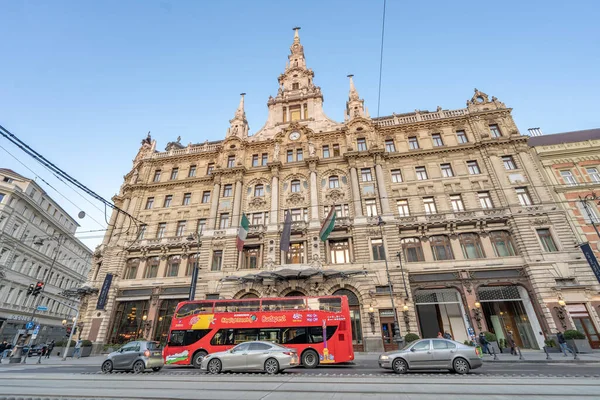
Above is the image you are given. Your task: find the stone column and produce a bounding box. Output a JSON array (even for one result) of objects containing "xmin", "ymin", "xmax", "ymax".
[
  {"xmin": 270, "ymin": 168, "xmax": 280, "ymax": 227},
  {"xmin": 309, "ymin": 165, "xmax": 319, "ymax": 225},
  {"xmin": 374, "ymin": 163, "xmax": 391, "ymax": 214},
  {"xmin": 231, "ymin": 178, "xmax": 243, "ymax": 227},
  {"xmin": 209, "ymin": 179, "xmax": 221, "ymax": 229},
  {"xmin": 350, "ymin": 167, "xmax": 363, "ymax": 217}
]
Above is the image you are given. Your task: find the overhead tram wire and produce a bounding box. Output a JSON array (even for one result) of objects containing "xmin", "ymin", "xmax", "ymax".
[
  {"xmin": 376, "ymin": 0, "xmax": 387, "ymax": 118},
  {"xmin": 0, "ymin": 124, "xmax": 143, "ymax": 234}
]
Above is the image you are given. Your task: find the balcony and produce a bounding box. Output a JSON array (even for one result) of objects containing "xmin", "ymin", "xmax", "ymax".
[
  {"xmin": 334, "ymin": 216, "xmax": 353, "ymax": 229},
  {"xmin": 247, "ymin": 224, "xmax": 266, "ymax": 237}
]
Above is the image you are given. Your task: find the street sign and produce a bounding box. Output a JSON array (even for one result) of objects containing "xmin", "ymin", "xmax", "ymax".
[
  {"xmin": 26, "ymin": 321, "xmax": 34, "ymax": 330},
  {"xmin": 31, "ymin": 325, "xmax": 40, "ymax": 340},
  {"xmin": 36, "ymin": 306, "xmax": 48, "ymax": 311}
]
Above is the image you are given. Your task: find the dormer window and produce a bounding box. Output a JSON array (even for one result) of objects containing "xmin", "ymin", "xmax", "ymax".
[{"xmin": 292, "ymin": 83, "xmax": 299, "ymax": 90}]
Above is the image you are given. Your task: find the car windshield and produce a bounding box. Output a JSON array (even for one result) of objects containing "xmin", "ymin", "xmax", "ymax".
[{"xmin": 146, "ymin": 342, "xmax": 161, "ymax": 350}]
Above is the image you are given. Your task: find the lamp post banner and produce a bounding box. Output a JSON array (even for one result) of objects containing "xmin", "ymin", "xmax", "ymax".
[
  {"xmin": 96, "ymin": 274, "xmax": 113, "ymax": 310},
  {"xmin": 580, "ymin": 243, "xmax": 600, "ymax": 284}
]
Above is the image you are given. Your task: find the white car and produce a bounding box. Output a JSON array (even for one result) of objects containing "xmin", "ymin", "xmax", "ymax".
[{"xmin": 201, "ymin": 341, "xmax": 299, "ymax": 374}]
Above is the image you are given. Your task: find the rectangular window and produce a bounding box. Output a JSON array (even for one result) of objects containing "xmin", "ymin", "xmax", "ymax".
[
  {"xmin": 219, "ymin": 213, "xmax": 229, "ymax": 229},
  {"xmin": 423, "ymin": 197, "xmax": 437, "ymax": 214},
  {"xmin": 243, "ymin": 247, "xmax": 260, "ymax": 269},
  {"xmin": 489, "ymin": 124, "xmax": 502, "ymax": 138},
  {"xmin": 156, "ymin": 223, "xmax": 167, "ymax": 239},
  {"xmin": 227, "ymin": 156, "xmax": 235, "ymax": 168},
  {"xmin": 207, "ymin": 163, "xmax": 214, "ymax": 175},
  {"xmin": 408, "ymin": 136, "xmax": 419, "ymax": 150},
  {"xmin": 516, "ymin": 187, "xmax": 533, "ymax": 206},
  {"xmin": 397, "ymin": 199, "xmax": 410, "ymax": 216},
  {"xmin": 137, "ymin": 224, "xmax": 147, "ymax": 240},
  {"xmin": 176, "ymin": 221, "xmax": 186, "ymax": 237},
  {"xmin": 223, "ymin": 184, "xmax": 233, "ymax": 197},
  {"xmin": 197, "ymin": 219, "xmax": 206, "ymax": 234},
  {"xmin": 365, "ymin": 199, "xmax": 378, "ymax": 217},
  {"xmin": 431, "ymin": 235, "xmax": 454, "ymax": 261},
  {"xmin": 0, "ymin": 193, "xmax": 4, "ymax": 203},
  {"xmin": 361, "ymin": 168, "xmax": 373, "ymax": 182},
  {"xmin": 440, "ymin": 163, "xmax": 454, "ymax": 178},
  {"xmin": 188, "ymin": 165, "xmax": 197, "ymax": 177},
  {"xmin": 324, "ymin": 204, "xmax": 350, "ymax": 218},
  {"xmin": 586, "ymin": 167, "xmax": 600, "ymax": 183},
  {"xmin": 450, "ymin": 194, "xmax": 465, "ymax": 212},
  {"xmin": 201, "ymin": 191, "xmax": 211, "ymax": 203},
  {"xmin": 357, "ymin": 138, "xmax": 367, "ymax": 151},
  {"xmin": 391, "ymin": 169, "xmax": 402, "ymax": 183},
  {"xmin": 371, "ymin": 238, "xmax": 386, "ymax": 261},
  {"xmin": 170, "ymin": 168, "xmax": 179, "ymax": 180},
  {"xmin": 502, "ymin": 156, "xmax": 517, "ymax": 170},
  {"xmin": 329, "ymin": 239, "xmax": 350, "ymax": 264},
  {"xmin": 286, "ymin": 242, "xmax": 306, "ymax": 264},
  {"xmin": 415, "ymin": 166, "xmax": 428, "ymax": 180},
  {"xmin": 432, "ymin": 133, "xmax": 444, "ymax": 147},
  {"xmin": 322, "ymin": 145, "xmax": 330, "ymax": 158},
  {"xmin": 145, "ymin": 197, "xmax": 154, "ymax": 209},
  {"xmin": 401, "ymin": 238, "xmax": 424, "ymax": 262},
  {"xmin": 456, "ymin": 130, "xmax": 468, "ymax": 144},
  {"xmin": 467, "ymin": 160, "xmax": 481, "ymax": 175},
  {"xmin": 254, "ymin": 184, "xmax": 265, "ymax": 197},
  {"xmin": 490, "ymin": 231, "xmax": 516, "ymax": 257},
  {"xmin": 478, "ymin": 191, "xmax": 493, "ymax": 209},
  {"xmin": 537, "ymin": 228, "xmax": 558, "ymax": 252},
  {"xmin": 252, "ymin": 213, "xmax": 263, "ymax": 226},
  {"xmin": 183, "ymin": 193, "xmax": 192, "ymax": 206},
  {"xmin": 163, "ymin": 195, "xmax": 173, "ymax": 208},
  {"xmin": 328, "ymin": 176, "xmax": 340, "ymax": 188},
  {"xmin": 153, "ymin": 170, "xmax": 161, "ymax": 182},
  {"xmin": 291, "ymin": 180, "xmax": 300, "ymax": 193},
  {"xmin": 211, "ymin": 250, "xmax": 223, "ymax": 271},
  {"xmin": 460, "ymin": 233, "xmax": 485, "ymax": 259},
  {"xmin": 262, "ymin": 153, "xmax": 268, "ymax": 165},
  {"xmin": 560, "ymin": 171, "xmax": 577, "ymax": 186},
  {"xmin": 287, "ymin": 150, "xmax": 294, "ymax": 163},
  {"xmin": 252, "ymin": 154, "xmax": 259, "ymax": 167},
  {"xmin": 296, "ymin": 149, "xmax": 303, "ymax": 161},
  {"xmin": 333, "ymin": 144, "xmax": 341, "ymax": 157},
  {"xmin": 385, "ymin": 139, "xmax": 396, "ymax": 152}
]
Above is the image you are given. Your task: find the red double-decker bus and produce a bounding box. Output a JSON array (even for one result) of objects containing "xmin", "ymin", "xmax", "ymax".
[{"xmin": 163, "ymin": 295, "xmax": 354, "ymax": 368}]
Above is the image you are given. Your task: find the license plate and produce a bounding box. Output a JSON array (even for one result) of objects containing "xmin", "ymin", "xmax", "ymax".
[{"xmin": 153, "ymin": 352, "xmax": 161, "ymax": 356}]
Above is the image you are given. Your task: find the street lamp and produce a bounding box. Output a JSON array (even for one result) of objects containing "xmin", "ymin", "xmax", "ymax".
[
  {"xmin": 377, "ymin": 216, "xmax": 402, "ymax": 349},
  {"xmin": 186, "ymin": 233, "xmax": 202, "ymax": 301}
]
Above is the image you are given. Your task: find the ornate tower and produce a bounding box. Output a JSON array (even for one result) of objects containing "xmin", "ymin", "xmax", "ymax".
[
  {"xmin": 227, "ymin": 93, "xmax": 249, "ymax": 138},
  {"xmin": 345, "ymin": 74, "xmax": 368, "ymax": 121}
]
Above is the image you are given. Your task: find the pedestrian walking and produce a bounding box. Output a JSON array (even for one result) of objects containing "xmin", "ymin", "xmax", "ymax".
[
  {"xmin": 0, "ymin": 340, "xmax": 7, "ymax": 363},
  {"xmin": 73, "ymin": 340, "xmax": 82, "ymax": 359},
  {"xmin": 556, "ymin": 331, "xmax": 573, "ymax": 356},
  {"xmin": 437, "ymin": 332, "xmax": 443, "ymax": 338},
  {"xmin": 45, "ymin": 340, "xmax": 55, "ymax": 358},
  {"xmin": 443, "ymin": 331, "xmax": 453, "ymax": 340},
  {"xmin": 507, "ymin": 331, "xmax": 517, "ymax": 355},
  {"xmin": 478, "ymin": 332, "xmax": 490, "ymax": 354}
]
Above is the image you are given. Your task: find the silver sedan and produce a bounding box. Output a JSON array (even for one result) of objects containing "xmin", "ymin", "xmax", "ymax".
[
  {"xmin": 379, "ymin": 339, "xmax": 483, "ymax": 374},
  {"xmin": 201, "ymin": 341, "xmax": 299, "ymax": 374}
]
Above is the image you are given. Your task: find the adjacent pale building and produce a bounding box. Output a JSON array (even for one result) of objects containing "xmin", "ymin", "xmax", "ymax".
[
  {"xmin": 80, "ymin": 30, "xmax": 600, "ymax": 353},
  {"xmin": 0, "ymin": 169, "xmax": 92, "ymax": 344}
]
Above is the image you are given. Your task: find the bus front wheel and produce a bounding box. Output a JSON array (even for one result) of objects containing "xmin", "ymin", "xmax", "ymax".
[
  {"xmin": 301, "ymin": 349, "xmax": 319, "ymax": 369},
  {"xmin": 192, "ymin": 350, "xmax": 208, "ymax": 369}
]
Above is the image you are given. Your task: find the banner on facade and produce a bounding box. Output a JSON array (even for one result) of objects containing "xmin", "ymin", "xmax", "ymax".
[
  {"xmin": 580, "ymin": 243, "xmax": 600, "ymax": 284},
  {"xmin": 96, "ymin": 273, "xmax": 113, "ymax": 310}
]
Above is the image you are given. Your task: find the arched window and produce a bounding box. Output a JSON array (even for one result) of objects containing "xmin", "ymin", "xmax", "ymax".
[
  {"xmin": 489, "ymin": 230, "xmax": 517, "ymax": 257},
  {"xmin": 285, "ymin": 290, "xmax": 305, "ymax": 297},
  {"xmin": 144, "ymin": 256, "xmax": 160, "ymax": 279},
  {"xmin": 254, "ymin": 184, "xmax": 264, "ymax": 197},
  {"xmin": 124, "ymin": 259, "xmax": 139, "ymax": 280},
  {"xmin": 329, "ymin": 175, "xmax": 340, "ymax": 189},
  {"xmin": 291, "ymin": 179, "xmax": 301, "ymax": 193},
  {"xmin": 165, "ymin": 255, "xmax": 180, "ymax": 277},
  {"xmin": 240, "ymin": 293, "xmax": 259, "ymax": 299},
  {"xmin": 401, "ymin": 238, "xmax": 424, "ymax": 262},
  {"xmin": 430, "ymin": 235, "xmax": 454, "ymax": 261},
  {"xmin": 459, "ymin": 233, "xmax": 485, "ymax": 259}
]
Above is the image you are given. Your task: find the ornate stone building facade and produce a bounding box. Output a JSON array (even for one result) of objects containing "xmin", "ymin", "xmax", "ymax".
[
  {"xmin": 530, "ymin": 128, "xmax": 600, "ymax": 349},
  {"xmin": 80, "ymin": 30, "xmax": 600, "ymax": 352}
]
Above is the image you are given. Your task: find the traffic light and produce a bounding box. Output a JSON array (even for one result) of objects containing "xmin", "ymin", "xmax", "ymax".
[
  {"xmin": 66, "ymin": 326, "xmax": 72, "ymax": 337},
  {"xmin": 27, "ymin": 284, "xmax": 35, "ymax": 295},
  {"xmin": 32, "ymin": 281, "xmax": 44, "ymax": 296}
]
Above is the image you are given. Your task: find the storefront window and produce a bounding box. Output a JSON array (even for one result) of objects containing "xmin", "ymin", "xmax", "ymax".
[
  {"xmin": 110, "ymin": 300, "xmax": 149, "ymax": 344},
  {"xmin": 154, "ymin": 299, "xmax": 180, "ymax": 345}
]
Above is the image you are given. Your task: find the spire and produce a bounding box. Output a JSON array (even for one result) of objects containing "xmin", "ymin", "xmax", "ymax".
[
  {"xmin": 345, "ymin": 74, "xmax": 366, "ymax": 121},
  {"xmin": 293, "ymin": 26, "xmax": 301, "ymax": 43},
  {"xmin": 227, "ymin": 93, "xmax": 249, "ymax": 138}
]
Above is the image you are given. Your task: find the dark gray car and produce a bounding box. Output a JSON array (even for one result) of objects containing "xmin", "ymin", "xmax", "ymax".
[
  {"xmin": 101, "ymin": 341, "xmax": 164, "ymax": 373},
  {"xmin": 379, "ymin": 339, "xmax": 483, "ymax": 374}
]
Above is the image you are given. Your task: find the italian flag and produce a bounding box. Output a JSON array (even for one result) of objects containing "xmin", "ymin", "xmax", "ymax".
[
  {"xmin": 236, "ymin": 213, "xmax": 250, "ymax": 251},
  {"xmin": 319, "ymin": 206, "xmax": 336, "ymax": 242}
]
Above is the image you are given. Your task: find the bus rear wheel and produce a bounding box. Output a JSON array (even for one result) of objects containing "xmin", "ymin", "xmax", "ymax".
[
  {"xmin": 192, "ymin": 350, "xmax": 208, "ymax": 369},
  {"xmin": 301, "ymin": 349, "xmax": 319, "ymax": 369}
]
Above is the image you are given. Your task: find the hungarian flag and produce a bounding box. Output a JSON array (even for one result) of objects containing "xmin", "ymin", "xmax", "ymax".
[
  {"xmin": 236, "ymin": 213, "xmax": 250, "ymax": 251},
  {"xmin": 280, "ymin": 210, "xmax": 292, "ymax": 252},
  {"xmin": 319, "ymin": 206, "xmax": 336, "ymax": 241}
]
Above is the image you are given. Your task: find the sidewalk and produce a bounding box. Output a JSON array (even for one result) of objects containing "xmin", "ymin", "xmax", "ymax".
[{"xmin": 354, "ymin": 351, "xmax": 600, "ymax": 364}]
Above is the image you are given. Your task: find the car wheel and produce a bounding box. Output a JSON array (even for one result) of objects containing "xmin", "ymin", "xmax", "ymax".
[
  {"xmin": 392, "ymin": 358, "xmax": 408, "ymax": 374},
  {"xmin": 152, "ymin": 367, "xmax": 162, "ymax": 372},
  {"xmin": 264, "ymin": 358, "xmax": 280, "ymax": 375},
  {"xmin": 453, "ymin": 357, "xmax": 470, "ymax": 375},
  {"xmin": 207, "ymin": 358, "xmax": 222, "ymax": 374},
  {"xmin": 101, "ymin": 360, "xmax": 113, "ymax": 374},
  {"xmin": 192, "ymin": 350, "xmax": 208, "ymax": 369},
  {"xmin": 301, "ymin": 350, "xmax": 319, "ymax": 369},
  {"xmin": 133, "ymin": 360, "xmax": 145, "ymax": 374}
]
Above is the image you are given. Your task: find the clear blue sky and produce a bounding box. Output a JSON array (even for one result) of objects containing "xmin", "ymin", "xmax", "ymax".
[{"xmin": 1, "ymin": 0, "xmax": 599, "ymax": 250}]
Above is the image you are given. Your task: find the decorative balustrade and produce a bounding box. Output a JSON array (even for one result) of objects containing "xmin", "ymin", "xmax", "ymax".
[
  {"xmin": 148, "ymin": 143, "xmax": 221, "ymax": 159},
  {"xmin": 375, "ymin": 108, "xmax": 469, "ymax": 127},
  {"xmin": 248, "ymin": 224, "xmax": 266, "ymax": 236},
  {"xmin": 334, "ymin": 216, "xmax": 353, "ymax": 228}
]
